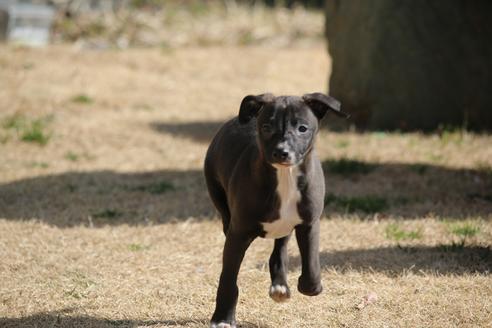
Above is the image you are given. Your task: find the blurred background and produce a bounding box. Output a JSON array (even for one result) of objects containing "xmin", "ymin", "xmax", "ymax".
[
  {"xmin": 0, "ymin": 0, "xmax": 325, "ymax": 48},
  {"xmin": 0, "ymin": 2, "xmax": 491, "ymax": 327},
  {"xmin": 1, "ymin": 0, "xmax": 491, "ymax": 130}
]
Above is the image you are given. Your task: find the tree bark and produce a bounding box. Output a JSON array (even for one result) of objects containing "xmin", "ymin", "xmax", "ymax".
[{"xmin": 325, "ymin": 0, "xmax": 492, "ymax": 131}]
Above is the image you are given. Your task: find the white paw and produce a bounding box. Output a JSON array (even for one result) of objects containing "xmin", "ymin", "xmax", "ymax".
[
  {"xmin": 210, "ymin": 322, "xmax": 235, "ymax": 328},
  {"xmin": 269, "ymin": 284, "xmax": 290, "ymax": 303}
]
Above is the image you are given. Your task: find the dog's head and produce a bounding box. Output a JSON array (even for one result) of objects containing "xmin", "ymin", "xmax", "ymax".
[{"xmin": 238, "ymin": 93, "xmax": 347, "ymax": 167}]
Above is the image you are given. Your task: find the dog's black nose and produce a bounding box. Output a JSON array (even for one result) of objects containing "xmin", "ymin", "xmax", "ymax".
[{"xmin": 272, "ymin": 149, "xmax": 289, "ymax": 161}]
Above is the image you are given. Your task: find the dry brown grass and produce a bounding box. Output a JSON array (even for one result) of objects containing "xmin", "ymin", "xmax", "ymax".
[{"xmin": 0, "ymin": 44, "xmax": 491, "ymax": 328}]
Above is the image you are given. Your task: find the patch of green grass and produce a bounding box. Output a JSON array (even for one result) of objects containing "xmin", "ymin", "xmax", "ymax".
[
  {"xmin": 188, "ymin": 1, "xmax": 209, "ymax": 16},
  {"xmin": 324, "ymin": 193, "xmax": 338, "ymax": 206},
  {"xmin": 239, "ymin": 30, "xmax": 255, "ymax": 45},
  {"xmin": 132, "ymin": 181, "xmax": 175, "ymax": 194},
  {"xmin": 128, "ymin": 243, "xmax": 150, "ymax": 252},
  {"xmin": 131, "ymin": 0, "xmax": 207, "ymax": 15},
  {"xmin": 92, "ymin": 209, "xmax": 122, "ymax": 219},
  {"xmin": 322, "ymin": 158, "xmax": 376, "ymax": 176},
  {"xmin": 372, "ymin": 131, "xmax": 388, "ymax": 139},
  {"xmin": 71, "ymin": 94, "xmax": 94, "ymax": 104},
  {"xmin": 133, "ymin": 103, "xmax": 155, "ymax": 111},
  {"xmin": 86, "ymin": 21, "xmax": 106, "ymax": 37},
  {"xmin": 324, "ymin": 193, "xmax": 389, "ymax": 214},
  {"xmin": 449, "ymin": 222, "xmax": 480, "ymax": 243},
  {"xmin": 20, "ymin": 118, "xmax": 51, "ymax": 145},
  {"xmin": 2, "ymin": 113, "xmax": 25, "ymax": 130},
  {"xmin": 65, "ymin": 151, "xmax": 79, "ymax": 162},
  {"xmin": 22, "ymin": 62, "xmax": 34, "ymax": 70},
  {"xmin": 335, "ymin": 140, "xmax": 350, "ymax": 149},
  {"xmin": 130, "ymin": 0, "xmax": 164, "ymax": 8},
  {"xmin": 385, "ymin": 223, "xmax": 422, "ymax": 242},
  {"xmin": 27, "ymin": 161, "xmax": 49, "ymax": 169},
  {"xmin": 427, "ymin": 153, "xmax": 443, "ymax": 163},
  {"xmin": 438, "ymin": 125, "xmax": 465, "ymax": 145},
  {"xmin": 409, "ymin": 164, "xmax": 428, "ymax": 175},
  {"xmin": 65, "ymin": 151, "xmax": 94, "ymax": 162},
  {"xmin": 2, "ymin": 114, "xmax": 52, "ymax": 145},
  {"xmin": 441, "ymin": 221, "xmax": 481, "ymax": 248},
  {"xmin": 66, "ymin": 183, "xmax": 78, "ymax": 193}
]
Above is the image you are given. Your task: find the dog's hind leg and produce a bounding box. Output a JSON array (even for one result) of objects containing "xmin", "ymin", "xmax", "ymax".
[
  {"xmin": 204, "ymin": 176, "xmax": 231, "ymax": 235},
  {"xmin": 268, "ymin": 235, "xmax": 291, "ymax": 302}
]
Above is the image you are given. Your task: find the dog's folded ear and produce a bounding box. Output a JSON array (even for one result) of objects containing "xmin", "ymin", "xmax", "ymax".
[
  {"xmin": 302, "ymin": 93, "xmax": 349, "ymax": 120},
  {"xmin": 238, "ymin": 93, "xmax": 274, "ymax": 124}
]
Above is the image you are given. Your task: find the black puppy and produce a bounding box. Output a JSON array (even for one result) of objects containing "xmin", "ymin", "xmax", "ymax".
[{"xmin": 204, "ymin": 93, "xmax": 347, "ymax": 327}]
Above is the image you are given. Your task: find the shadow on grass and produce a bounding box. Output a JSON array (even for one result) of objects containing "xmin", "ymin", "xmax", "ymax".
[
  {"xmin": 0, "ymin": 312, "xmax": 205, "ymax": 327},
  {"xmin": 0, "ymin": 161, "xmax": 491, "ymax": 227},
  {"xmin": 0, "ymin": 169, "xmax": 213, "ymax": 227},
  {"xmin": 321, "ymin": 159, "xmax": 492, "ymax": 219},
  {"xmin": 150, "ymin": 120, "xmax": 224, "ymax": 144},
  {"xmin": 0, "ymin": 309, "xmax": 265, "ymax": 328},
  {"xmin": 150, "ymin": 120, "xmax": 492, "ymax": 218},
  {"xmin": 0, "ymin": 136, "xmax": 491, "ymax": 226},
  {"xmin": 289, "ymin": 245, "xmax": 492, "ymax": 275}
]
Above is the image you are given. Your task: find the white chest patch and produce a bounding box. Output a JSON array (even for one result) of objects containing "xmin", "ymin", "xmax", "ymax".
[{"xmin": 262, "ymin": 165, "xmax": 302, "ymax": 239}]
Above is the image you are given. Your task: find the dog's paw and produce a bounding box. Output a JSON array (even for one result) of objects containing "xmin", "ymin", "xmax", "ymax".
[
  {"xmin": 297, "ymin": 276, "xmax": 323, "ymax": 296},
  {"xmin": 269, "ymin": 284, "xmax": 291, "ymax": 303},
  {"xmin": 210, "ymin": 321, "xmax": 236, "ymax": 328}
]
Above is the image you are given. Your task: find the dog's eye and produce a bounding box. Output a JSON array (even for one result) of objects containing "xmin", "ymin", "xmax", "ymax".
[
  {"xmin": 261, "ymin": 124, "xmax": 272, "ymax": 133},
  {"xmin": 298, "ymin": 125, "xmax": 308, "ymax": 133}
]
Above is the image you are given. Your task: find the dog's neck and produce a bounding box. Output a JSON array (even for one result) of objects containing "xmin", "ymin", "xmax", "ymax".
[{"xmin": 273, "ymin": 164, "xmax": 300, "ymax": 200}]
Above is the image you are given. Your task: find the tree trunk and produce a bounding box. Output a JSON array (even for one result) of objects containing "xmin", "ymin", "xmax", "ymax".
[{"xmin": 325, "ymin": 0, "xmax": 492, "ymax": 131}]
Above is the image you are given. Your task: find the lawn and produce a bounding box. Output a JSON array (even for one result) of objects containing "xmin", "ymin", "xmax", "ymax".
[{"xmin": 0, "ymin": 44, "xmax": 491, "ymax": 327}]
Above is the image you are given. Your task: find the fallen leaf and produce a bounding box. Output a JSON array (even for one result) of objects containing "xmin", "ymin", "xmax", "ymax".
[{"xmin": 356, "ymin": 292, "xmax": 378, "ymax": 310}]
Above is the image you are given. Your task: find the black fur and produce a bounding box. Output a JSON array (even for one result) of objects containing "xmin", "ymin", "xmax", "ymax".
[{"xmin": 204, "ymin": 93, "xmax": 345, "ymax": 327}]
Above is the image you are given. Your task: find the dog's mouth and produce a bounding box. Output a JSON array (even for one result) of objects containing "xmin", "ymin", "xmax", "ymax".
[{"xmin": 271, "ymin": 161, "xmax": 298, "ymax": 169}]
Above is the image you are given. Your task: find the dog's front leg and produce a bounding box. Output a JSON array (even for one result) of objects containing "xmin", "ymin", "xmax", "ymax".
[
  {"xmin": 295, "ymin": 220, "xmax": 323, "ymax": 296},
  {"xmin": 268, "ymin": 235, "xmax": 291, "ymax": 302},
  {"xmin": 211, "ymin": 230, "xmax": 254, "ymax": 328}
]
